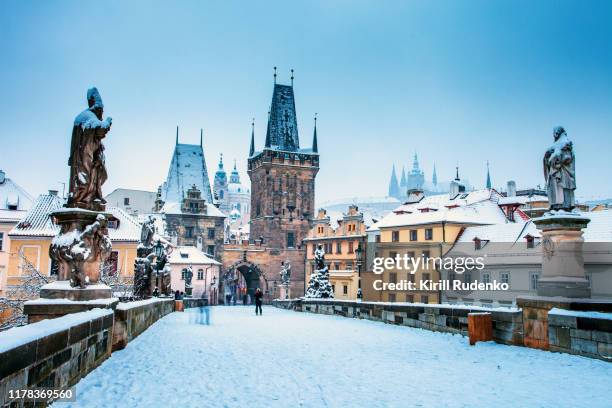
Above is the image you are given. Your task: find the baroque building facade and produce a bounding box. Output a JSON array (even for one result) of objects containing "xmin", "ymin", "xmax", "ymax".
[{"xmin": 222, "ymin": 76, "xmax": 319, "ymax": 303}]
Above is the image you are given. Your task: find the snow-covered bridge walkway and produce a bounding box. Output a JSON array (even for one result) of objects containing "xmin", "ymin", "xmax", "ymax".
[{"xmin": 60, "ymin": 306, "xmax": 612, "ymax": 408}]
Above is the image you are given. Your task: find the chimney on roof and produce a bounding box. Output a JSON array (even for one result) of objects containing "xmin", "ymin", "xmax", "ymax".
[
  {"xmin": 507, "ymin": 180, "xmax": 516, "ymax": 197},
  {"xmin": 48, "ymin": 190, "xmax": 58, "ymax": 196}
]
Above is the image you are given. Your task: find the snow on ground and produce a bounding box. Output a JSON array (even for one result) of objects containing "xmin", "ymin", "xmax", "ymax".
[{"xmin": 58, "ymin": 306, "xmax": 612, "ymax": 408}]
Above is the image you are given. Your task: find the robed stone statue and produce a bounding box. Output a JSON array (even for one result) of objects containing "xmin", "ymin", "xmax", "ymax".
[
  {"xmin": 67, "ymin": 87, "xmax": 112, "ymax": 211},
  {"xmin": 543, "ymin": 126, "xmax": 576, "ymax": 211}
]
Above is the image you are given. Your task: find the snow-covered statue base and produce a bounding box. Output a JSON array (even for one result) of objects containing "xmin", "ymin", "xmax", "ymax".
[
  {"xmin": 305, "ymin": 245, "xmax": 334, "ymax": 298},
  {"xmin": 49, "ymin": 208, "xmax": 112, "ymax": 290},
  {"xmin": 134, "ymin": 216, "xmax": 172, "ymax": 298}
]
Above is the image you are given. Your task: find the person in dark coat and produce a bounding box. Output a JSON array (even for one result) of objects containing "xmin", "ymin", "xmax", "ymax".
[{"xmin": 254, "ymin": 288, "xmax": 263, "ymax": 315}]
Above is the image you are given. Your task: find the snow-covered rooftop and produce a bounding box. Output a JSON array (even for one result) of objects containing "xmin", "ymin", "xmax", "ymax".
[
  {"xmin": 160, "ymin": 201, "xmax": 225, "ymax": 218},
  {"xmin": 162, "ymin": 143, "xmax": 213, "ymax": 204},
  {"xmin": 0, "ymin": 172, "xmax": 33, "ymax": 223},
  {"xmin": 9, "ymin": 193, "xmax": 141, "ymax": 241},
  {"xmin": 169, "ymin": 245, "xmax": 221, "ymax": 265},
  {"xmin": 376, "ymin": 189, "xmax": 507, "ymax": 229}
]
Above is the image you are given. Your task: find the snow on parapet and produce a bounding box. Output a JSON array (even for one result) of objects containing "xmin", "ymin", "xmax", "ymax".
[
  {"xmin": 549, "ymin": 308, "xmax": 612, "ymax": 321},
  {"xmin": 0, "ymin": 308, "xmax": 112, "ymax": 353}
]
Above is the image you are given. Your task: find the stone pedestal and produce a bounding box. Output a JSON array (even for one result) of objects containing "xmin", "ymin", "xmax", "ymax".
[
  {"xmin": 24, "ymin": 281, "xmax": 117, "ymax": 323},
  {"xmin": 533, "ymin": 212, "xmax": 590, "ymax": 298},
  {"xmin": 279, "ymin": 285, "xmax": 291, "ymax": 300},
  {"xmin": 50, "ymin": 208, "xmax": 112, "ymax": 286}
]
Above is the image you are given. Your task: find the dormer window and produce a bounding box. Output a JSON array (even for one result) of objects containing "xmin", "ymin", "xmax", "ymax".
[
  {"xmin": 526, "ymin": 235, "xmax": 535, "ymax": 249},
  {"xmin": 474, "ymin": 238, "xmax": 482, "ymax": 250},
  {"xmin": 107, "ymin": 220, "xmax": 119, "ymax": 229}
]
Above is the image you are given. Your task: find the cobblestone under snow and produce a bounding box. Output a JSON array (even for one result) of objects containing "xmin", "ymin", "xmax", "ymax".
[{"xmin": 58, "ymin": 306, "xmax": 612, "ymax": 408}]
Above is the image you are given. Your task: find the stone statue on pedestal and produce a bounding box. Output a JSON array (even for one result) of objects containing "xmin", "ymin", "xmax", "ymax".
[
  {"xmin": 533, "ymin": 126, "xmax": 590, "ymax": 298},
  {"xmin": 543, "ymin": 126, "xmax": 576, "ymax": 212},
  {"xmin": 48, "ymin": 87, "xmax": 114, "ymax": 290},
  {"xmin": 184, "ymin": 266, "xmax": 194, "ymax": 297},
  {"xmin": 280, "ymin": 260, "xmax": 291, "ymax": 286}
]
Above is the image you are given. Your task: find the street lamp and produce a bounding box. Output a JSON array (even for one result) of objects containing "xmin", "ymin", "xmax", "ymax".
[
  {"xmin": 154, "ymin": 239, "xmax": 164, "ymax": 296},
  {"xmin": 355, "ymin": 242, "xmax": 363, "ymax": 301}
]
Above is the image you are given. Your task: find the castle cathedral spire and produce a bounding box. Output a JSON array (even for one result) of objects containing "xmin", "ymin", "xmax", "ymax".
[
  {"xmin": 400, "ymin": 166, "xmax": 407, "ymax": 188},
  {"xmin": 388, "ymin": 164, "xmax": 400, "ymax": 198},
  {"xmin": 432, "ymin": 163, "xmax": 438, "ymax": 186},
  {"xmin": 486, "ymin": 161, "xmax": 492, "ymax": 189},
  {"xmin": 312, "ymin": 114, "xmax": 318, "ymax": 153},
  {"xmin": 175, "ymin": 125, "xmax": 179, "ymax": 145},
  {"xmin": 200, "ymin": 128, "xmax": 203, "ymax": 146}
]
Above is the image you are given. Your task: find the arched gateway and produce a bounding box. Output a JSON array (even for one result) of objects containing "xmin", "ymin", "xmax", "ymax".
[{"xmin": 222, "ymin": 260, "xmax": 268, "ymax": 304}]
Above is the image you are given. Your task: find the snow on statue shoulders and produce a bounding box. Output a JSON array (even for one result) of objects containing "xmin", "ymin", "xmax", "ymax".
[{"xmin": 304, "ymin": 244, "xmax": 334, "ymax": 299}]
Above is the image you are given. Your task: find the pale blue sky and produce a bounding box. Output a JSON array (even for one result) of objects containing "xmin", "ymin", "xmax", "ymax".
[{"xmin": 1, "ymin": 0, "xmax": 610, "ymax": 203}]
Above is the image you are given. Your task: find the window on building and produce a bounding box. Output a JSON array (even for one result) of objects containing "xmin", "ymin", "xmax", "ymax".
[
  {"xmin": 346, "ymin": 263, "xmax": 353, "ymax": 271},
  {"xmin": 107, "ymin": 220, "xmax": 119, "ymax": 229},
  {"xmin": 410, "ymin": 230, "xmax": 418, "ymax": 241},
  {"xmin": 392, "ymin": 231, "xmax": 400, "ymax": 242},
  {"xmin": 375, "ymin": 235, "xmax": 381, "ymax": 243},
  {"xmin": 388, "ymin": 293, "xmax": 396, "ymax": 302},
  {"xmin": 482, "ymin": 272, "xmax": 491, "ymax": 284},
  {"xmin": 406, "ymin": 294, "xmax": 414, "ymax": 303},
  {"xmin": 407, "ymin": 273, "xmax": 415, "ymax": 283},
  {"xmin": 422, "ymin": 250, "xmax": 430, "ymax": 260},
  {"xmin": 389, "ymin": 251, "xmax": 397, "ymax": 260},
  {"xmin": 207, "ymin": 245, "xmax": 215, "ymax": 256},
  {"xmin": 207, "ymin": 228, "xmax": 215, "ymax": 240},
  {"xmin": 219, "ymin": 190, "xmax": 224, "ymax": 199},
  {"xmin": 407, "ymin": 251, "xmax": 415, "ymax": 259},
  {"xmin": 421, "ymin": 295, "xmax": 429, "ymax": 304},
  {"xmin": 124, "ymin": 197, "xmax": 130, "ymax": 205},
  {"xmin": 501, "ymin": 272, "xmax": 510, "ymax": 285},
  {"xmin": 197, "ymin": 269, "xmax": 204, "ymax": 280},
  {"xmin": 287, "ymin": 232, "xmax": 295, "ymax": 248},
  {"xmin": 422, "ymin": 272, "xmax": 430, "ymax": 281},
  {"xmin": 335, "ymin": 262, "xmax": 340, "ymax": 270},
  {"xmin": 464, "ymin": 271, "xmax": 471, "ymax": 283},
  {"xmin": 474, "ymin": 238, "xmax": 482, "ymax": 250},
  {"xmin": 0, "ymin": 232, "xmax": 3, "ymax": 251},
  {"xmin": 50, "ymin": 259, "xmax": 59, "ymax": 276},
  {"xmin": 425, "ymin": 228, "xmax": 433, "ymax": 240},
  {"xmin": 181, "ymin": 269, "xmax": 188, "ymax": 280},
  {"xmin": 343, "ymin": 285, "xmax": 348, "ymax": 295},
  {"xmin": 449, "ymin": 272, "xmax": 456, "ymax": 282},
  {"xmin": 185, "ymin": 227, "xmax": 194, "ymax": 238},
  {"xmin": 348, "ymin": 242, "xmax": 354, "ymax": 253},
  {"xmin": 526, "ymin": 235, "xmax": 535, "ymax": 249},
  {"xmin": 530, "ymin": 272, "xmax": 539, "ymax": 290},
  {"xmin": 390, "ymin": 272, "xmax": 397, "ymax": 284},
  {"xmin": 336, "ymin": 242, "xmax": 342, "ymax": 254}
]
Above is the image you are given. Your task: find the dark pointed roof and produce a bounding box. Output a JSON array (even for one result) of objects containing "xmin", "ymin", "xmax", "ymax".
[
  {"xmin": 265, "ymin": 84, "xmax": 299, "ymax": 151},
  {"xmin": 249, "ymin": 120, "xmax": 255, "ymax": 156},
  {"xmin": 312, "ymin": 115, "xmax": 318, "ymax": 153}
]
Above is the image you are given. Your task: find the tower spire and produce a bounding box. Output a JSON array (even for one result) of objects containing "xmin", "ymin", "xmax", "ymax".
[
  {"xmin": 455, "ymin": 165, "xmax": 460, "ymax": 181},
  {"xmin": 312, "ymin": 113, "xmax": 318, "ymax": 153},
  {"xmin": 388, "ymin": 164, "xmax": 400, "ymax": 198},
  {"xmin": 273, "ymin": 66, "xmax": 277, "ymax": 85},
  {"xmin": 486, "ymin": 160, "xmax": 492, "ymax": 189},
  {"xmin": 176, "ymin": 125, "xmax": 179, "ymax": 145},
  {"xmin": 249, "ymin": 118, "xmax": 255, "ymax": 156},
  {"xmin": 432, "ymin": 163, "xmax": 438, "ymax": 186},
  {"xmin": 264, "ymin": 110, "xmax": 272, "ymax": 148},
  {"xmin": 291, "ymin": 68, "xmax": 294, "ymax": 87},
  {"xmin": 200, "ymin": 128, "xmax": 203, "ymax": 147}
]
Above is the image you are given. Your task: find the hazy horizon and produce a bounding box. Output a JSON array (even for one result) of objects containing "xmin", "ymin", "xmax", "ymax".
[{"xmin": 1, "ymin": 0, "xmax": 611, "ymax": 204}]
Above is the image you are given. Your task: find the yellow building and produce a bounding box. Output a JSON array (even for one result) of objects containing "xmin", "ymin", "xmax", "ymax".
[
  {"xmin": 304, "ymin": 206, "xmax": 368, "ymax": 300},
  {"xmin": 0, "ymin": 170, "xmax": 33, "ymax": 295},
  {"xmin": 5, "ymin": 192, "xmax": 140, "ymax": 293},
  {"xmin": 364, "ymin": 187, "xmax": 511, "ymax": 304}
]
